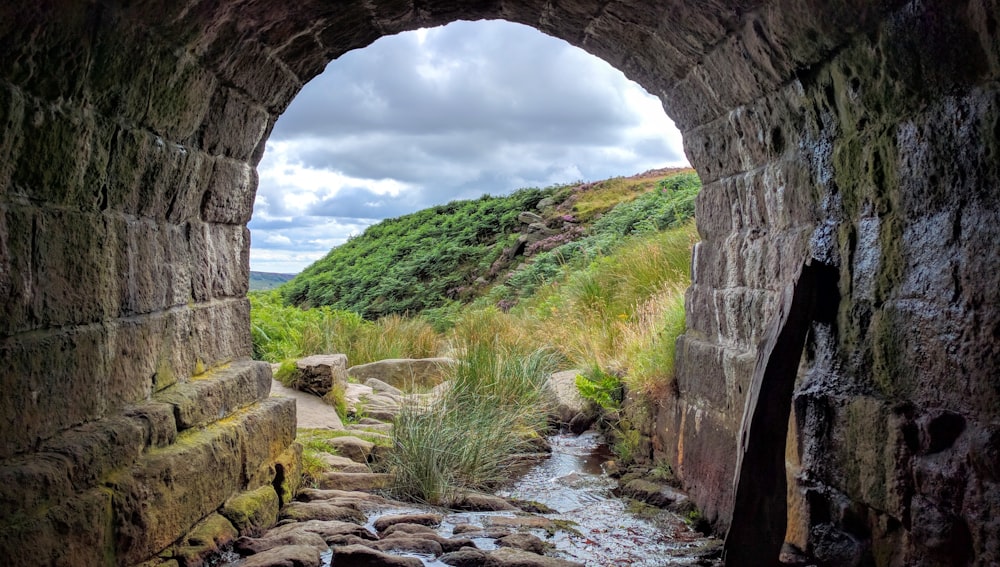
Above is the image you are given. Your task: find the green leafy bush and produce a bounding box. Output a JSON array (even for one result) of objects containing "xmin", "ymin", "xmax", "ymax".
[
  {"xmin": 281, "ymin": 187, "xmax": 557, "ymax": 318},
  {"xmin": 575, "ymin": 366, "xmax": 624, "ymax": 411}
]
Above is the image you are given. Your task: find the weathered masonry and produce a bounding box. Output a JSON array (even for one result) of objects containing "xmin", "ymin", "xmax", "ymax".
[{"xmin": 1, "ymin": 1, "xmax": 997, "ymax": 565}]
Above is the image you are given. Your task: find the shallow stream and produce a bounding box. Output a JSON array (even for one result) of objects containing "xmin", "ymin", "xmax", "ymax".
[
  {"xmin": 222, "ymin": 430, "xmax": 721, "ymax": 566},
  {"xmin": 360, "ymin": 430, "xmax": 720, "ymax": 566}
]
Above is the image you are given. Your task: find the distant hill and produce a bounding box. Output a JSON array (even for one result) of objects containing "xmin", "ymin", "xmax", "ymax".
[
  {"xmin": 249, "ymin": 271, "xmax": 296, "ymax": 291},
  {"xmin": 281, "ymin": 168, "xmax": 699, "ymax": 319}
]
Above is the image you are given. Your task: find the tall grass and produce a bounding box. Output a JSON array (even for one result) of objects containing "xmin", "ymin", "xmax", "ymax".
[
  {"xmin": 250, "ymin": 291, "xmax": 443, "ymax": 365},
  {"xmin": 510, "ymin": 221, "xmax": 696, "ymax": 396},
  {"xmin": 385, "ymin": 322, "xmax": 557, "ymax": 504}
]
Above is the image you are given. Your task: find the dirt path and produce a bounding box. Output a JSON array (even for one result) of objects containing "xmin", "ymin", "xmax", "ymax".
[{"xmin": 269, "ymin": 379, "xmax": 345, "ymax": 430}]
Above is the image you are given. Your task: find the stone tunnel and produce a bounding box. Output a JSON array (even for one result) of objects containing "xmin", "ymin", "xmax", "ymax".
[{"xmin": 0, "ymin": 0, "xmax": 997, "ymax": 565}]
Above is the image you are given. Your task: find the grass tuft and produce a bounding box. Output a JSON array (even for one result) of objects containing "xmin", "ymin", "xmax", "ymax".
[{"xmin": 385, "ymin": 329, "xmax": 557, "ymax": 505}]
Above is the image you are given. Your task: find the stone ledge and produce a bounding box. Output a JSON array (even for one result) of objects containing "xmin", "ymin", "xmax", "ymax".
[
  {"xmin": 109, "ymin": 396, "xmax": 296, "ymax": 565},
  {"xmin": 156, "ymin": 359, "xmax": 272, "ymax": 430}
]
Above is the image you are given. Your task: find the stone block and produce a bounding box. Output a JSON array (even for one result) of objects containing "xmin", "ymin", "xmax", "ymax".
[
  {"xmin": 107, "ymin": 309, "xmax": 197, "ymax": 396},
  {"xmin": 33, "ymin": 209, "xmax": 120, "ymax": 328},
  {"xmin": 292, "ymin": 354, "xmax": 349, "ymax": 396},
  {"xmin": 674, "ymin": 336, "xmax": 728, "ymax": 409},
  {"xmin": 112, "ymin": 217, "xmax": 192, "ymax": 315},
  {"xmin": 0, "ymin": 81, "xmax": 25, "ymax": 193},
  {"xmin": 143, "ymin": 52, "xmax": 217, "ymax": 141},
  {"xmin": 0, "ymin": 486, "xmax": 114, "ymax": 567},
  {"xmin": 11, "ymin": 100, "xmax": 94, "ymax": 207},
  {"xmin": 156, "ymin": 360, "xmax": 272, "ymax": 431},
  {"xmin": 135, "ymin": 137, "xmax": 205, "ymax": 221},
  {"xmin": 0, "ymin": 204, "xmax": 34, "ymax": 335},
  {"xmin": 201, "ymin": 157, "xmax": 257, "ymax": 224},
  {"xmin": 170, "ymin": 512, "xmax": 239, "ymax": 567},
  {"xmin": 40, "ymin": 416, "xmax": 146, "ymax": 492},
  {"xmin": 210, "ymin": 40, "xmax": 299, "ymax": 111},
  {"xmin": 241, "ymin": 397, "xmax": 297, "ymax": 489},
  {"xmin": 221, "ymin": 485, "xmax": 280, "ymax": 536},
  {"xmin": 189, "ymin": 221, "xmax": 251, "ymax": 301},
  {"xmin": 190, "ymin": 298, "xmax": 253, "ymax": 368},
  {"xmin": 272, "ymin": 442, "xmax": 304, "ymax": 506},
  {"xmin": 124, "ymin": 401, "xmax": 178, "ymax": 449},
  {"xmin": 109, "ymin": 414, "xmax": 245, "ymax": 564},
  {"xmin": 276, "ymin": 33, "xmax": 331, "ymax": 83},
  {"xmin": 200, "ymin": 87, "xmax": 269, "ymax": 161},
  {"xmin": 0, "ymin": 453, "xmax": 75, "ymax": 523},
  {"xmin": 0, "ymin": 325, "xmax": 109, "ymax": 459}
]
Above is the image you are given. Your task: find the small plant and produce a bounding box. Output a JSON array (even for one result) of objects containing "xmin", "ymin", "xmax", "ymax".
[
  {"xmin": 323, "ymin": 383, "xmax": 348, "ymax": 421},
  {"xmin": 575, "ymin": 366, "xmax": 624, "ymax": 411},
  {"xmin": 611, "ymin": 423, "xmax": 641, "ymax": 465},
  {"xmin": 273, "ymin": 360, "xmax": 297, "ymax": 387},
  {"xmin": 649, "ymin": 461, "xmax": 676, "ymax": 484}
]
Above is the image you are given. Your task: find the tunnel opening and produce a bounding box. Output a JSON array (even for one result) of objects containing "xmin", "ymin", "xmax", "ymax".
[
  {"xmin": 247, "ymin": 19, "xmax": 687, "ymax": 277},
  {"xmin": 1, "ymin": 1, "xmax": 998, "ymax": 565}
]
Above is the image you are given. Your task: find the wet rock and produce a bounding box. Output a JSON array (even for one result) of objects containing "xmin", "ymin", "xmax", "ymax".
[
  {"xmin": 497, "ymin": 533, "xmax": 547, "ymax": 555},
  {"xmin": 369, "ymin": 535, "xmax": 444, "ymax": 556},
  {"xmin": 234, "ymin": 530, "xmax": 328, "ymax": 555},
  {"xmin": 171, "ymin": 513, "xmax": 239, "ymax": 566},
  {"xmin": 389, "ymin": 522, "xmax": 440, "ymax": 535},
  {"xmin": 491, "ymin": 547, "xmax": 584, "ymax": 566},
  {"xmin": 600, "ymin": 460, "xmax": 621, "ymax": 478},
  {"xmin": 279, "ymin": 501, "xmax": 365, "ymax": 524},
  {"xmin": 619, "ymin": 479, "xmax": 689, "ymax": 508},
  {"xmin": 317, "ymin": 472, "xmax": 391, "ymax": 492},
  {"xmin": 446, "ymin": 490, "xmax": 518, "ymax": 511},
  {"xmin": 317, "ymin": 453, "xmax": 369, "ymax": 473},
  {"xmin": 379, "ymin": 525, "xmax": 475, "ymax": 552},
  {"xmin": 331, "ymin": 544, "xmax": 423, "ymax": 567},
  {"xmin": 485, "ymin": 515, "xmax": 555, "ymax": 531},
  {"xmin": 507, "ymin": 499, "xmax": 556, "ymax": 514},
  {"xmin": 323, "ymin": 435, "xmax": 374, "ymax": 463},
  {"xmin": 221, "ymin": 485, "xmax": 280, "ymax": 536},
  {"xmin": 267, "ymin": 519, "xmax": 377, "ymax": 543},
  {"xmin": 545, "ymin": 370, "xmax": 596, "ymax": 432},
  {"xmin": 809, "ymin": 524, "xmax": 865, "ymax": 567},
  {"xmin": 239, "ymin": 545, "xmax": 322, "ymax": 567},
  {"xmin": 294, "ymin": 488, "xmax": 396, "ymax": 508},
  {"xmin": 449, "ymin": 526, "xmax": 512, "ymax": 539},
  {"xmin": 373, "ymin": 513, "xmax": 443, "ymax": 534},
  {"xmin": 451, "ymin": 523, "xmax": 487, "ymax": 535},
  {"xmin": 291, "ymin": 354, "xmax": 348, "ymax": 397},
  {"xmin": 440, "ymin": 548, "xmax": 501, "ymax": 567}
]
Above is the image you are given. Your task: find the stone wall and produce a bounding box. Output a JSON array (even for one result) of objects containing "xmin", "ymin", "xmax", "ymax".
[{"xmin": 0, "ymin": 0, "xmax": 997, "ymax": 564}]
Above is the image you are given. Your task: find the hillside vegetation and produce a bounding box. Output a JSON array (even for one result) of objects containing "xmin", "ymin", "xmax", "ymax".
[{"xmin": 280, "ymin": 169, "xmax": 693, "ymax": 318}]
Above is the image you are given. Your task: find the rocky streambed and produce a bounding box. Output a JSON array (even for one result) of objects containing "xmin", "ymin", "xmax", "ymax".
[{"xmin": 215, "ymin": 429, "xmax": 721, "ymax": 567}]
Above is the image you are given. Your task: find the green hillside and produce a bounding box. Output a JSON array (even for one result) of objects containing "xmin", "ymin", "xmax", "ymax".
[
  {"xmin": 249, "ymin": 271, "xmax": 296, "ymax": 291},
  {"xmin": 281, "ymin": 168, "xmax": 699, "ymax": 320}
]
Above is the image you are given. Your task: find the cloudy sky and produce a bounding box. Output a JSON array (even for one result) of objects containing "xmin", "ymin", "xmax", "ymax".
[{"xmin": 250, "ymin": 20, "xmax": 688, "ymax": 274}]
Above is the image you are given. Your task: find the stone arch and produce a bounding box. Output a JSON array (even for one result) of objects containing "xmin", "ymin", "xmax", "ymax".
[{"xmin": 1, "ymin": 1, "xmax": 997, "ymax": 565}]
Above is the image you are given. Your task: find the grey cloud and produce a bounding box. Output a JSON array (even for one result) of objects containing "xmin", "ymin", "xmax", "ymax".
[
  {"xmin": 251, "ymin": 20, "xmax": 686, "ymax": 272},
  {"xmin": 309, "ymin": 186, "xmax": 426, "ymax": 219}
]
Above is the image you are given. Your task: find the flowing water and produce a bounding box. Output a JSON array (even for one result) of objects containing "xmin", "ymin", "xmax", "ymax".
[
  {"xmin": 362, "ymin": 430, "xmax": 721, "ymax": 566},
  {"xmin": 222, "ymin": 430, "xmax": 721, "ymax": 566}
]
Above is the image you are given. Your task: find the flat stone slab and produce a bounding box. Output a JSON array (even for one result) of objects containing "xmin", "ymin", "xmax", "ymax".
[
  {"xmin": 347, "ymin": 358, "xmax": 456, "ymax": 389},
  {"xmin": 270, "ymin": 378, "xmax": 344, "ymax": 430}
]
